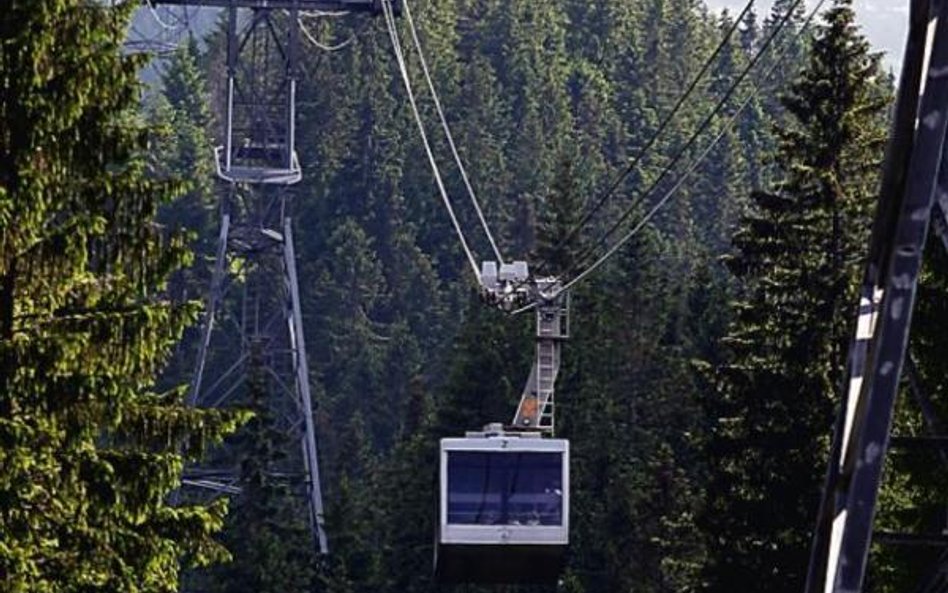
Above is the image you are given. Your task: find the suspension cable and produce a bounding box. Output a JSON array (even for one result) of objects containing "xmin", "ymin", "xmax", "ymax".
[
  {"xmin": 298, "ymin": 16, "xmax": 358, "ymax": 52},
  {"xmin": 381, "ymin": 0, "xmax": 481, "ymax": 280},
  {"xmin": 301, "ymin": 9, "xmax": 350, "ymax": 18},
  {"xmin": 538, "ymin": 0, "xmax": 756, "ymax": 275},
  {"xmin": 144, "ymin": 0, "xmax": 176, "ymax": 30},
  {"xmin": 549, "ymin": 0, "xmax": 825, "ymax": 300},
  {"xmin": 401, "ymin": 0, "xmax": 506, "ymax": 265},
  {"xmin": 563, "ymin": 1, "xmax": 790, "ymax": 280}
]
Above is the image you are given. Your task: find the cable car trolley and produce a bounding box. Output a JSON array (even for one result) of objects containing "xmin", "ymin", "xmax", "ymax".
[{"xmin": 435, "ymin": 264, "xmax": 571, "ymax": 584}]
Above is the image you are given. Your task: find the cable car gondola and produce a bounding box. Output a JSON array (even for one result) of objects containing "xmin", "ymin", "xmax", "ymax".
[{"xmin": 435, "ymin": 430, "xmax": 569, "ymax": 584}]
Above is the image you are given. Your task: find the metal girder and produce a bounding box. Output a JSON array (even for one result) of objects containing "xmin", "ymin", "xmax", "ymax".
[
  {"xmin": 148, "ymin": 0, "xmax": 397, "ymax": 185},
  {"xmin": 216, "ymin": 6, "xmax": 302, "ymax": 184},
  {"xmin": 166, "ymin": 0, "xmax": 391, "ymax": 561},
  {"xmin": 805, "ymin": 0, "xmax": 948, "ymax": 591},
  {"xmin": 282, "ymin": 218, "xmax": 328, "ymax": 554},
  {"xmin": 154, "ymin": 0, "xmax": 387, "ymax": 11},
  {"xmin": 185, "ymin": 191, "xmax": 330, "ymax": 555},
  {"xmin": 189, "ymin": 214, "xmax": 230, "ymax": 406}
]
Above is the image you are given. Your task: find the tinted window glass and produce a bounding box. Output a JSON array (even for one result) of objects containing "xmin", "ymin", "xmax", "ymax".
[{"xmin": 446, "ymin": 451, "xmax": 563, "ymax": 526}]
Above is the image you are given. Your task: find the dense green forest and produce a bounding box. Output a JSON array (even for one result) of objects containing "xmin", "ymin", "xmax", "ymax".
[{"xmin": 2, "ymin": 0, "xmax": 946, "ymax": 592}]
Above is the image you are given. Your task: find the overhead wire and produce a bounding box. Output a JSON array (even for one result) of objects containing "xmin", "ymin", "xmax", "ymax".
[
  {"xmin": 380, "ymin": 0, "xmax": 481, "ymax": 280},
  {"xmin": 298, "ymin": 16, "xmax": 359, "ymax": 52},
  {"xmin": 144, "ymin": 0, "xmax": 176, "ymax": 30},
  {"xmin": 540, "ymin": 0, "xmax": 757, "ymax": 274},
  {"xmin": 301, "ymin": 9, "xmax": 351, "ymax": 18},
  {"xmin": 400, "ymin": 0, "xmax": 506, "ymax": 265},
  {"xmin": 126, "ymin": 3, "xmax": 199, "ymax": 57},
  {"xmin": 548, "ymin": 0, "xmax": 826, "ymax": 300}
]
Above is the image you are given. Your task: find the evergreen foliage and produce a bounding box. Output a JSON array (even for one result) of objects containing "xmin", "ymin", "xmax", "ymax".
[
  {"xmin": 175, "ymin": 0, "xmax": 894, "ymax": 589},
  {"xmin": 701, "ymin": 2, "xmax": 889, "ymax": 591},
  {"xmin": 211, "ymin": 359, "xmax": 318, "ymax": 593},
  {"xmin": 0, "ymin": 3, "xmax": 244, "ymax": 591},
  {"xmin": 0, "ymin": 0, "xmax": 932, "ymax": 591}
]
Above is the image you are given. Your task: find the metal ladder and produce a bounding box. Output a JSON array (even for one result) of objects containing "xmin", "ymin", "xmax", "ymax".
[{"xmin": 513, "ymin": 282, "xmax": 569, "ymax": 433}]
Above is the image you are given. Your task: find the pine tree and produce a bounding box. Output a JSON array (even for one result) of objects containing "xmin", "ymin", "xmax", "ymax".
[
  {"xmin": 319, "ymin": 413, "xmax": 384, "ymax": 593},
  {"xmin": 558, "ymin": 229, "xmax": 707, "ymax": 593},
  {"xmin": 695, "ymin": 12, "xmax": 749, "ymax": 253},
  {"xmin": 497, "ymin": 0, "xmax": 574, "ymax": 254},
  {"xmin": 701, "ymin": 2, "xmax": 889, "ymax": 591},
  {"xmin": 534, "ymin": 148, "xmax": 588, "ymax": 275},
  {"xmin": 375, "ymin": 376, "xmax": 438, "ymax": 593},
  {"xmin": 0, "ymin": 3, "xmax": 245, "ymax": 591},
  {"xmin": 739, "ymin": 4, "xmax": 759, "ymax": 53},
  {"xmin": 434, "ymin": 293, "xmax": 531, "ymax": 436}
]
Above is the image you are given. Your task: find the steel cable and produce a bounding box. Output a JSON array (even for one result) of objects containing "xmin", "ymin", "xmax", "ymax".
[
  {"xmin": 538, "ymin": 0, "xmax": 757, "ymax": 275},
  {"xmin": 550, "ymin": 0, "xmax": 826, "ymax": 300},
  {"xmin": 381, "ymin": 0, "xmax": 481, "ymax": 280},
  {"xmin": 400, "ymin": 0, "xmax": 506, "ymax": 265}
]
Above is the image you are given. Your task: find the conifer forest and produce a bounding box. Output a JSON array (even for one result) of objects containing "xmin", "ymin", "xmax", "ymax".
[{"xmin": 3, "ymin": 0, "xmax": 948, "ymax": 592}]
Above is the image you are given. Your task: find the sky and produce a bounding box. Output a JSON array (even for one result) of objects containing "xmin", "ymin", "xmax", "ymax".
[{"xmin": 703, "ymin": 0, "xmax": 909, "ymax": 74}]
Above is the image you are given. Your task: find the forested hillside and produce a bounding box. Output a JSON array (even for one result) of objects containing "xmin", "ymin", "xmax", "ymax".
[
  {"xmin": 145, "ymin": 0, "xmax": 929, "ymax": 592},
  {"xmin": 3, "ymin": 0, "xmax": 945, "ymax": 592}
]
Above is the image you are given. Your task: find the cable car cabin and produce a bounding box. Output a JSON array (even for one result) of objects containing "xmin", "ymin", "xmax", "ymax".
[{"xmin": 435, "ymin": 433, "xmax": 569, "ymax": 584}]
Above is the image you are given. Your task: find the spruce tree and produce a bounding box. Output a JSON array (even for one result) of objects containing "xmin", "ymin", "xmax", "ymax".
[
  {"xmin": 375, "ymin": 377, "xmax": 438, "ymax": 593},
  {"xmin": 534, "ymin": 148, "xmax": 588, "ymax": 275},
  {"xmin": 0, "ymin": 3, "xmax": 244, "ymax": 591},
  {"xmin": 148, "ymin": 38, "xmax": 218, "ymax": 390},
  {"xmin": 150, "ymin": 37, "xmax": 216, "ymax": 243},
  {"xmin": 701, "ymin": 2, "xmax": 889, "ymax": 591},
  {"xmin": 695, "ymin": 12, "xmax": 748, "ymax": 253}
]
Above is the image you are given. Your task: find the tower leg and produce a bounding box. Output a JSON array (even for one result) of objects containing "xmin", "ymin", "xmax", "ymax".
[
  {"xmin": 283, "ymin": 217, "xmax": 329, "ymax": 554},
  {"xmin": 190, "ymin": 213, "xmax": 230, "ymax": 406}
]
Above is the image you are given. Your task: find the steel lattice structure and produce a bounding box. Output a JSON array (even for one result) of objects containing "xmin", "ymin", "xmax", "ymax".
[
  {"xmin": 806, "ymin": 0, "xmax": 948, "ymax": 591},
  {"xmin": 146, "ymin": 0, "xmax": 391, "ymax": 556}
]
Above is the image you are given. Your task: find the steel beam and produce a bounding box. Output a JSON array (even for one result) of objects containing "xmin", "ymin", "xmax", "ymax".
[
  {"xmin": 805, "ymin": 0, "xmax": 948, "ymax": 591},
  {"xmin": 154, "ymin": 0, "xmax": 386, "ymax": 11},
  {"xmin": 189, "ymin": 213, "xmax": 230, "ymax": 406},
  {"xmin": 512, "ymin": 280, "xmax": 569, "ymax": 433},
  {"xmin": 160, "ymin": 0, "xmax": 388, "ymax": 569},
  {"xmin": 283, "ymin": 218, "xmax": 328, "ymax": 554}
]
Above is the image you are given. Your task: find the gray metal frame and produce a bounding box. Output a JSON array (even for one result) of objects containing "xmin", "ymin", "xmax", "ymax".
[
  {"xmin": 151, "ymin": 0, "xmax": 393, "ymax": 559},
  {"xmin": 805, "ymin": 0, "xmax": 948, "ymax": 590},
  {"xmin": 152, "ymin": 0, "xmax": 389, "ymax": 184},
  {"xmin": 183, "ymin": 190, "xmax": 330, "ymax": 554}
]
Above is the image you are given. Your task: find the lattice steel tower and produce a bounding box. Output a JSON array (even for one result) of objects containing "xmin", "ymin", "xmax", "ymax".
[
  {"xmin": 806, "ymin": 0, "xmax": 948, "ymax": 590},
  {"xmin": 151, "ymin": 0, "xmax": 393, "ymax": 555}
]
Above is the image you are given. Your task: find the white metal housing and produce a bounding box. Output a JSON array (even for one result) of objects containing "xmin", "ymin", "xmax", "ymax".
[{"xmin": 436, "ymin": 435, "xmax": 569, "ymax": 583}]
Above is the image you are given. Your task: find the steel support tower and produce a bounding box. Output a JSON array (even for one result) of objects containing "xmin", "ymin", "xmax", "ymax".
[
  {"xmin": 806, "ymin": 0, "xmax": 948, "ymax": 590},
  {"xmin": 152, "ymin": 0, "xmax": 391, "ymax": 556}
]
